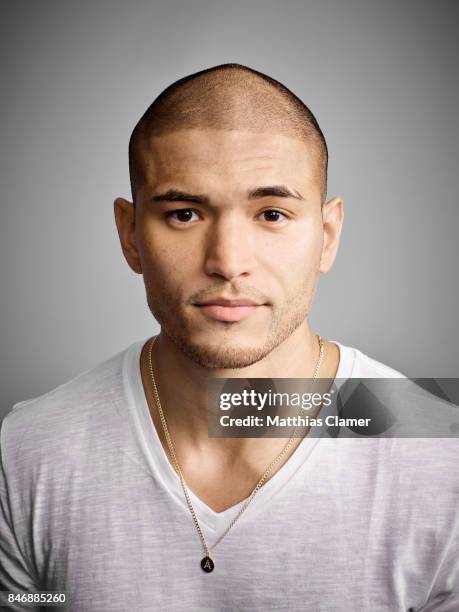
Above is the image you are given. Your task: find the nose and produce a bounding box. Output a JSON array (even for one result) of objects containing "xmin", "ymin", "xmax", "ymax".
[{"xmin": 203, "ymin": 214, "xmax": 258, "ymax": 281}]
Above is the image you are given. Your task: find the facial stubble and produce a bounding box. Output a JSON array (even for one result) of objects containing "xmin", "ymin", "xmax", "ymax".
[{"xmin": 144, "ymin": 271, "xmax": 318, "ymax": 369}]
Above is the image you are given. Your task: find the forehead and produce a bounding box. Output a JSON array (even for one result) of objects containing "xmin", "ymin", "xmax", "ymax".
[{"xmin": 140, "ymin": 128, "xmax": 319, "ymax": 194}]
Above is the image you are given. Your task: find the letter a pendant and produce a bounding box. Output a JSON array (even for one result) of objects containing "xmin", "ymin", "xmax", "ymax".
[{"xmin": 201, "ymin": 556, "xmax": 214, "ymax": 573}]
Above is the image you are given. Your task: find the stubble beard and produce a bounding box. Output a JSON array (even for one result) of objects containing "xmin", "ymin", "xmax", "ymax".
[{"xmin": 145, "ymin": 278, "xmax": 315, "ymax": 369}]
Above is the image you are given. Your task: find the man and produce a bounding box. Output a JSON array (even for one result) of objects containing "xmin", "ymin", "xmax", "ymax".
[{"xmin": 1, "ymin": 64, "xmax": 458, "ymax": 611}]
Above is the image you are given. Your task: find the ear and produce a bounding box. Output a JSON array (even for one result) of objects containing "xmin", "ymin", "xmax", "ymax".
[
  {"xmin": 319, "ymin": 196, "xmax": 344, "ymax": 273},
  {"xmin": 113, "ymin": 197, "xmax": 143, "ymax": 274}
]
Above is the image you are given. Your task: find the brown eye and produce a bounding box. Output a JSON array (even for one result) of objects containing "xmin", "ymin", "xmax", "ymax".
[
  {"xmin": 167, "ymin": 209, "xmax": 198, "ymax": 223},
  {"xmin": 262, "ymin": 210, "xmax": 287, "ymax": 223}
]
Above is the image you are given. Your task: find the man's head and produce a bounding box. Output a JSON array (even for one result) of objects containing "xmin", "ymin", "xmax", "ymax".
[
  {"xmin": 115, "ymin": 63, "xmax": 343, "ymax": 368},
  {"xmin": 128, "ymin": 63, "xmax": 328, "ymax": 205}
]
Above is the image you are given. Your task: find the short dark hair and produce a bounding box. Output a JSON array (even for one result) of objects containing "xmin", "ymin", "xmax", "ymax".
[{"xmin": 129, "ymin": 63, "xmax": 328, "ymax": 203}]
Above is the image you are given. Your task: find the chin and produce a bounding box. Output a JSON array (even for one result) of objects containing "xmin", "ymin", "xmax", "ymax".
[
  {"xmin": 182, "ymin": 343, "xmax": 270, "ymax": 369},
  {"xmin": 168, "ymin": 329, "xmax": 272, "ymax": 369}
]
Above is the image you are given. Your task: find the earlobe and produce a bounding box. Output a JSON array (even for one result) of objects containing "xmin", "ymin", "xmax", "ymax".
[
  {"xmin": 113, "ymin": 197, "xmax": 143, "ymax": 274},
  {"xmin": 319, "ymin": 196, "xmax": 344, "ymax": 274}
]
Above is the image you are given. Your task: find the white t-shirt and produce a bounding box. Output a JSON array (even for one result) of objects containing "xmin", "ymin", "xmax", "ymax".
[{"xmin": 0, "ymin": 339, "xmax": 458, "ymax": 611}]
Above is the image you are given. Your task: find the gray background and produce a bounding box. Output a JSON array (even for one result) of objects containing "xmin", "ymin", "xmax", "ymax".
[{"xmin": 1, "ymin": 0, "xmax": 458, "ymax": 418}]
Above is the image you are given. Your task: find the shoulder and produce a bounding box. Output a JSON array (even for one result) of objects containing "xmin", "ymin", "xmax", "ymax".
[
  {"xmin": 0, "ymin": 342, "xmax": 139, "ymax": 466},
  {"xmin": 332, "ymin": 341, "xmax": 406, "ymax": 378}
]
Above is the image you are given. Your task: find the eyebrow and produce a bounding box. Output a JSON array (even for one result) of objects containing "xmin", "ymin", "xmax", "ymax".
[{"xmin": 150, "ymin": 185, "xmax": 304, "ymax": 204}]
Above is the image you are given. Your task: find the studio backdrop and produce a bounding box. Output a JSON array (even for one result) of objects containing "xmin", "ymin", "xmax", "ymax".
[{"xmin": 1, "ymin": 0, "xmax": 458, "ymax": 418}]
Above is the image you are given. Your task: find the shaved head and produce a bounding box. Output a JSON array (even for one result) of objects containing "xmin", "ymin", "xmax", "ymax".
[{"xmin": 128, "ymin": 63, "xmax": 328, "ymax": 203}]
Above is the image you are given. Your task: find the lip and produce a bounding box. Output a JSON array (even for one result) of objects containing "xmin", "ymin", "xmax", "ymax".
[
  {"xmin": 193, "ymin": 297, "xmax": 264, "ymax": 322},
  {"xmin": 195, "ymin": 297, "xmax": 260, "ymax": 307}
]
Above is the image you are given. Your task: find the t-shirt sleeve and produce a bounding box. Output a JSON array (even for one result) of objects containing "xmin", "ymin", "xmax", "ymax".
[
  {"xmin": 418, "ymin": 445, "xmax": 459, "ymax": 612},
  {"xmin": 0, "ymin": 416, "xmax": 40, "ymax": 608},
  {"xmin": 418, "ymin": 538, "xmax": 459, "ymax": 611}
]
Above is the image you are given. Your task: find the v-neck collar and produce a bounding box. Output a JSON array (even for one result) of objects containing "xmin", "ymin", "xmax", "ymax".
[{"xmin": 123, "ymin": 338, "xmax": 351, "ymax": 540}]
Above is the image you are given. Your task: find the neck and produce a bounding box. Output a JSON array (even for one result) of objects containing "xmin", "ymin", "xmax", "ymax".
[{"xmin": 140, "ymin": 322, "xmax": 336, "ymax": 455}]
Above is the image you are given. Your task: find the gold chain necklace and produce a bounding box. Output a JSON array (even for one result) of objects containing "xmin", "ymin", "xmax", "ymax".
[{"xmin": 147, "ymin": 334, "xmax": 324, "ymax": 573}]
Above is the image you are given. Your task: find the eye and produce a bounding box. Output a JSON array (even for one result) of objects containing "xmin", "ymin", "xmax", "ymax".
[
  {"xmin": 259, "ymin": 209, "xmax": 288, "ymax": 223},
  {"xmin": 166, "ymin": 208, "xmax": 200, "ymax": 224}
]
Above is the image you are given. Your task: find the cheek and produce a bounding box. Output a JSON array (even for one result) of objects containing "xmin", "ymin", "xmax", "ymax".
[
  {"xmin": 258, "ymin": 220, "xmax": 323, "ymax": 291},
  {"xmin": 293, "ymin": 217, "xmax": 323, "ymax": 268},
  {"xmin": 137, "ymin": 227, "xmax": 197, "ymax": 294}
]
